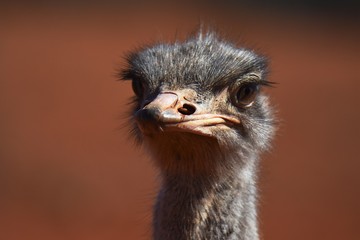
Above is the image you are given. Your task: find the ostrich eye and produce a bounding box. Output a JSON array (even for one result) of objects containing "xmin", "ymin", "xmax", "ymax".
[
  {"xmin": 131, "ymin": 79, "xmax": 144, "ymax": 97},
  {"xmin": 233, "ymin": 82, "xmax": 259, "ymax": 108}
]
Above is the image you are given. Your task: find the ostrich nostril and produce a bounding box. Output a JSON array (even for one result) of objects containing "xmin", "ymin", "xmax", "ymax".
[{"xmin": 178, "ymin": 103, "xmax": 196, "ymax": 115}]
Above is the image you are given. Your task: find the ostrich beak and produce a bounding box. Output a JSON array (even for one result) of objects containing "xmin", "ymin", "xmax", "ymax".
[{"xmin": 135, "ymin": 91, "xmax": 240, "ymax": 137}]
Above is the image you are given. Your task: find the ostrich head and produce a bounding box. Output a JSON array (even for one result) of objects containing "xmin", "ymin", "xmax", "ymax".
[{"xmin": 121, "ymin": 32, "xmax": 275, "ymax": 178}]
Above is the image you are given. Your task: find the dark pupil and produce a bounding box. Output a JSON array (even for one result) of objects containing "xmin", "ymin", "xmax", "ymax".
[
  {"xmin": 132, "ymin": 80, "xmax": 143, "ymax": 96},
  {"xmin": 244, "ymin": 87, "xmax": 252, "ymax": 96}
]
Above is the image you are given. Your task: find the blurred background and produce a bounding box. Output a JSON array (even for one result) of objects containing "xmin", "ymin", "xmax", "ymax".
[{"xmin": 1, "ymin": 1, "xmax": 359, "ymax": 239}]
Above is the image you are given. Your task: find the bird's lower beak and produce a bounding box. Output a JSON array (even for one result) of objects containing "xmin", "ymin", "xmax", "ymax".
[{"xmin": 135, "ymin": 92, "xmax": 239, "ymax": 137}]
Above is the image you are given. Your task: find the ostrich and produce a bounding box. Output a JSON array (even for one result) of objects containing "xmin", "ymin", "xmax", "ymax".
[{"xmin": 121, "ymin": 31, "xmax": 275, "ymax": 240}]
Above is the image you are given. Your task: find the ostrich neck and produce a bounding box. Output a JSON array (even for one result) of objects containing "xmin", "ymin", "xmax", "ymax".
[{"xmin": 153, "ymin": 152, "xmax": 260, "ymax": 240}]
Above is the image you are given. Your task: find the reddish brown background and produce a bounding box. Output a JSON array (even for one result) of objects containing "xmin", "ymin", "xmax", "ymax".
[{"xmin": 1, "ymin": 1, "xmax": 359, "ymax": 240}]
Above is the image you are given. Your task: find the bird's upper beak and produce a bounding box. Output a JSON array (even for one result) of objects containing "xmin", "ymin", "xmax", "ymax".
[{"xmin": 135, "ymin": 90, "xmax": 240, "ymax": 137}]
